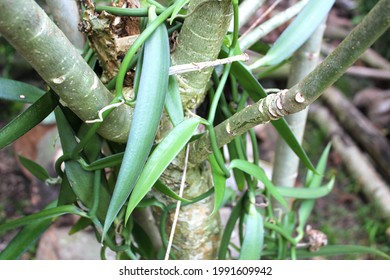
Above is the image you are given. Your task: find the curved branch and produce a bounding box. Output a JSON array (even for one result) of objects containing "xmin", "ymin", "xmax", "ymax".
[{"xmin": 190, "ymin": 0, "xmax": 390, "ymax": 164}]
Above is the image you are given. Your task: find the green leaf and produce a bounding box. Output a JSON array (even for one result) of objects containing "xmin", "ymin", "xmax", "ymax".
[
  {"xmin": 165, "ymin": 75, "xmax": 184, "ymax": 126},
  {"xmin": 218, "ymin": 195, "xmax": 243, "ymax": 260},
  {"xmin": 240, "ymin": 204, "xmax": 264, "ymax": 260},
  {"xmin": 125, "ymin": 117, "xmax": 201, "ymax": 221},
  {"xmin": 69, "ymin": 217, "xmax": 92, "ymax": 235},
  {"xmin": 132, "ymin": 222, "xmax": 155, "ymax": 259},
  {"xmin": 55, "ymin": 108, "xmax": 110, "ymax": 222},
  {"xmin": 227, "ymin": 142, "xmax": 246, "ymax": 191},
  {"xmin": 0, "ymin": 91, "xmax": 58, "ymax": 149},
  {"xmin": 223, "ymin": 48, "xmax": 316, "ymax": 173},
  {"xmin": 250, "ymin": 0, "xmax": 335, "ymax": 69},
  {"xmin": 0, "ymin": 219, "xmax": 52, "ymax": 260},
  {"xmin": 296, "ymin": 143, "xmax": 331, "ymax": 240},
  {"xmin": 276, "ymin": 177, "xmax": 335, "ymax": 199},
  {"xmin": 0, "ymin": 205, "xmax": 87, "ymax": 234},
  {"xmin": 103, "ymin": 11, "xmax": 170, "ymax": 240},
  {"xmin": 228, "ymin": 159, "xmax": 288, "ymax": 209},
  {"xmin": 18, "ymin": 155, "xmax": 50, "ymax": 182},
  {"xmin": 153, "ymin": 180, "xmax": 190, "ymax": 203},
  {"xmin": 296, "ymin": 245, "xmax": 390, "ymax": 260},
  {"xmin": 0, "ymin": 201, "xmax": 56, "ymax": 260},
  {"xmin": 81, "ymin": 153, "xmax": 124, "ymax": 171},
  {"xmin": 0, "ymin": 78, "xmax": 45, "ymax": 103},
  {"xmin": 169, "ymin": 0, "xmax": 189, "ymax": 24},
  {"xmin": 209, "ymin": 154, "xmax": 227, "ymax": 215}
]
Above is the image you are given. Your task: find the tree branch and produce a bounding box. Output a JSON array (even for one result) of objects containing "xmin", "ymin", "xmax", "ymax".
[
  {"xmin": 190, "ymin": 0, "xmax": 390, "ymax": 164},
  {"xmin": 0, "ymin": 0, "xmax": 132, "ymax": 143}
]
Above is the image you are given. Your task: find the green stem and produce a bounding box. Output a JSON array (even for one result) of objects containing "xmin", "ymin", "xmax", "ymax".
[{"xmin": 115, "ymin": 5, "xmax": 176, "ymax": 99}]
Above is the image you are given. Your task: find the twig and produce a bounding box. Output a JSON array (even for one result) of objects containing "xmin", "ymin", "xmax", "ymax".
[
  {"xmin": 169, "ymin": 53, "xmax": 249, "ymax": 75},
  {"xmin": 239, "ymin": 0, "xmax": 308, "ymax": 51},
  {"xmin": 346, "ymin": 66, "xmax": 390, "ymax": 80},
  {"xmin": 240, "ymin": 0, "xmax": 282, "ymax": 39},
  {"xmin": 165, "ymin": 145, "xmax": 190, "ymax": 260}
]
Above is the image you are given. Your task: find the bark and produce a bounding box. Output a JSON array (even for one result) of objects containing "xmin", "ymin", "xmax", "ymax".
[
  {"xmin": 322, "ymin": 87, "xmax": 390, "ymax": 181},
  {"xmin": 171, "ymin": 0, "xmax": 233, "ymax": 109},
  {"xmin": 309, "ymin": 105, "xmax": 390, "ymax": 220},
  {"xmin": 190, "ymin": 0, "xmax": 390, "ymax": 164},
  {"xmin": 156, "ymin": 0, "xmax": 233, "ymax": 259},
  {"xmin": 0, "ymin": 0, "xmax": 133, "ymax": 143}
]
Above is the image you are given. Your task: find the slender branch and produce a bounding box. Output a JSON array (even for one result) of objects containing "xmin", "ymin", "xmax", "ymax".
[
  {"xmin": 240, "ymin": 0, "xmax": 282, "ymax": 39},
  {"xmin": 190, "ymin": 0, "xmax": 390, "ymax": 164},
  {"xmin": 239, "ymin": 0, "xmax": 308, "ymax": 51},
  {"xmin": 228, "ymin": 0, "xmax": 265, "ymax": 31},
  {"xmin": 169, "ymin": 53, "xmax": 248, "ymax": 75}
]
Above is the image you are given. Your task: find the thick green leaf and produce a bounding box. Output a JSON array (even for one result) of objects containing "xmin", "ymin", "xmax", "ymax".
[
  {"xmin": 264, "ymin": 221, "xmax": 297, "ymax": 245},
  {"xmin": 58, "ymin": 173, "xmax": 77, "ymax": 206},
  {"xmin": 0, "ymin": 205, "xmax": 87, "ymax": 234},
  {"xmin": 218, "ymin": 195, "xmax": 244, "ymax": 260},
  {"xmin": 55, "ymin": 108, "xmax": 111, "ymax": 221},
  {"xmin": 125, "ymin": 117, "xmax": 201, "ymax": 221},
  {"xmin": 81, "ymin": 153, "xmax": 124, "ymax": 171},
  {"xmin": 0, "ymin": 201, "xmax": 56, "ymax": 260},
  {"xmin": 0, "ymin": 91, "xmax": 58, "ymax": 149},
  {"xmin": 103, "ymin": 11, "xmax": 170, "ymax": 240},
  {"xmin": 69, "ymin": 217, "xmax": 92, "ymax": 235},
  {"xmin": 209, "ymin": 154, "xmax": 227, "ymax": 215},
  {"xmin": 0, "ymin": 219, "xmax": 52, "ymax": 260},
  {"xmin": 222, "ymin": 48, "xmax": 316, "ymax": 173},
  {"xmin": 276, "ymin": 177, "xmax": 334, "ymax": 199},
  {"xmin": 296, "ymin": 245, "xmax": 390, "ymax": 260},
  {"xmin": 165, "ymin": 75, "xmax": 184, "ymax": 126},
  {"xmin": 250, "ymin": 0, "xmax": 335, "ymax": 68},
  {"xmin": 153, "ymin": 180, "xmax": 190, "ymax": 203},
  {"xmin": 227, "ymin": 142, "xmax": 246, "ymax": 191},
  {"xmin": 132, "ymin": 222, "xmax": 155, "ymax": 259},
  {"xmin": 239, "ymin": 204, "xmax": 264, "ymax": 260},
  {"xmin": 229, "ymin": 159, "xmax": 288, "ymax": 209},
  {"xmin": 0, "ymin": 78, "xmax": 45, "ymax": 103},
  {"xmin": 18, "ymin": 155, "xmax": 50, "ymax": 182}
]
